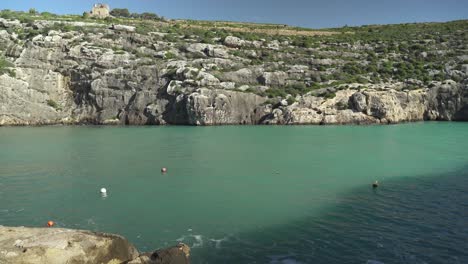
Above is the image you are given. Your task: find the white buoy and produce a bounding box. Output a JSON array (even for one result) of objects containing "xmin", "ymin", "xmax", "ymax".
[{"xmin": 100, "ymin": 188, "xmax": 107, "ymax": 194}]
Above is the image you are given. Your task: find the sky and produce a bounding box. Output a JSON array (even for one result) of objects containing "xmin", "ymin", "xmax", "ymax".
[{"xmin": 1, "ymin": 0, "xmax": 467, "ymax": 28}]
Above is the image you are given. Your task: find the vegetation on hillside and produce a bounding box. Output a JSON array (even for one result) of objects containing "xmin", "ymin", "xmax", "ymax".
[{"xmin": 0, "ymin": 8, "xmax": 466, "ymax": 98}]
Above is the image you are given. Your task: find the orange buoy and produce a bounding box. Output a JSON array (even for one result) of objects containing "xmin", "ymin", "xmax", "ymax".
[
  {"xmin": 161, "ymin": 167, "xmax": 167, "ymax": 173},
  {"xmin": 47, "ymin": 221, "xmax": 54, "ymax": 227}
]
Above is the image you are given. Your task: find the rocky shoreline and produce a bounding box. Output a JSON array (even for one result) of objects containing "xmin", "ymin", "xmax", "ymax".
[
  {"xmin": 0, "ymin": 226, "xmax": 190, "ymax": 264},
  {"xmin": 0, "ymin": 16, "xmax": 466, "ymax": 126},
  {"xmin": 1, "ymin": 76, "xmax": 466, "ymax": 126}
]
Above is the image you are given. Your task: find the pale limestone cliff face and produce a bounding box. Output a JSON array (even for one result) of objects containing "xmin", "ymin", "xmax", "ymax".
[
  {"xmin": 0, "ymin": 75, "xmax": 71, "ymax": 125},
  {"xmin": 185, "ymin": 88, "xmax": 266, "ymax": 125},
  {"xmin": 259, "ymin": 83, "xmax": 467, "ymax": 125},
  {"xmin": 0, "ymin": 19, "xmax": 466, "ymax": 126},
  {"xmin": 0, "ymin": 226, "xmax": 190, "ymax": 264}
]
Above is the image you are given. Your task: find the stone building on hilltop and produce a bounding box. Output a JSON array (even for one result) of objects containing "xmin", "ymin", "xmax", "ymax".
[{"xmin": 89, "ymin": 3, "xmax": 110, "ymax": 19}]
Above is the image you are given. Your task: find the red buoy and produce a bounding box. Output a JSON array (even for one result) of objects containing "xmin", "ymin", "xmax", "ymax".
[
  {"xmin": 47, "ymin": 221, "xmax": 54, "ymax": 227},
  {"xmin": 161, "ymin": 167, "xmax": 167, "ymax": 173}
]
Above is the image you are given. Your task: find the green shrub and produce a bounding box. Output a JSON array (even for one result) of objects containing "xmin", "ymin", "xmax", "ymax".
[
  {"xmin": 286, "ymin": 97, "xmax": 296, "ymax": 105},
  {"xmin": 165, "ymin": 52, "xmax": 176, "ymax": 60},
  {"xmin": 264, "ymin": 98, "xmax": 279, "ymax": 105},
  {"xmin": 0, "ymin": 57, "xmax": 15, "ymax": 77},
  {"xmin": 110, "ymin": 8, "xmax": 130, "ymax": 18},
  {"xmin": 140, "ymin": 12, "xmax": 160, "ymax": 20},
  {"xmin": 103, "ymin": 33, "xmax": 118, "ymax": 40},
  {"xmin": 284, "ymin": 83, "xmax": 309, "ymax": 96},
  {"xmin": 19, "ymin": 16, "xmax": 33, "ymax": 24},
  {"xmin": 40, "ymin": 12, "xmax": 56, "ymax": 18},
  {"xmin": 163, "ymin": 34, "xmax": 179, "ymax": 43},
  {"xmin": 0, "ymin": 10, "xmax": 14, "ymax": 19},
  {"xmin": 46, "ymin": 99, "xmax": 60, "ymax": 110},
  {"xmin": 264, "ymin": 88, "xmax": 287, "ymax": 98}
]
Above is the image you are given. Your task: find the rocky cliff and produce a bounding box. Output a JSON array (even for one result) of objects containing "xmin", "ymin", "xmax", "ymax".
[
  {"xmin": 0, "ymin": 14, "xmax": 466, "ymax": 125},
  {"xmin": 0, "ymin": 226, "xmax": 190, "ymax": 264}
]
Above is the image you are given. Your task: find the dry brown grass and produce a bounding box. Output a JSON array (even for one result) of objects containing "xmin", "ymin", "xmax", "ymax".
[{"xmin": 174, "ymin": 20, "xmax": 340, "ymax": 37}]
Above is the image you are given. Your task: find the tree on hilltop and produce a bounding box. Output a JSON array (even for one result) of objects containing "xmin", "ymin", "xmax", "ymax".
[
  {"xmin": 140, "ymin": 12, "xmax": 159, "ymax": 20},
  {"xmin": 110, "ymin": 8, "xmax": 130, "ymax": 18}
]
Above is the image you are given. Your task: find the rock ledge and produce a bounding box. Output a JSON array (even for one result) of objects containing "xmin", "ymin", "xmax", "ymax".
[{"xmin": 0, "ymin": 226, "xmax": 190, "ymax": 264}]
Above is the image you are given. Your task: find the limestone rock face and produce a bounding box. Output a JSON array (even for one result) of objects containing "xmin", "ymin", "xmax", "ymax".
[
  {"xmin": 285, "ymin": 107, "xmax": 323, "ymax": 124},
  {"xmin": 426, "ymin": 80, "xmax": 467, "ymax": 121},
  {"xmin": 349, "ymin": 92, "xmax": 367, "ymax": 112},
  {"xmin": 360, "ymin": 90, "xmax": 427, "ymax": 123},
  {"xmin": 0, "ymin": 18, "xmax": 466, "ymax": 126},
  {"xmin": 0, "ymin": 74, "xmax": 71, "ymax": 125},
  {"xmin": 186, "ymin": 89, "xmax": 267, "ymax": 125},
  {"xmin": 258, "ymin": 85, "xmax": 468, "ymax": 125},
  {"xmin": 222, "ymin": 68, "xmax": 262, "ymax": 84}
]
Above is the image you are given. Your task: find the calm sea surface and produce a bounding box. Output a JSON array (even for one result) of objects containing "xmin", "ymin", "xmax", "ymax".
[{"xmin": 0, "ymin": 123, "xmax": 467, "ymax": 263}]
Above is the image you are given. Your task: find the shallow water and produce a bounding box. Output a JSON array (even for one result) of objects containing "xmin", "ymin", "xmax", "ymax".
[{"xmin": 0, "ymin": 123, "xmax": 467, "ymax": 263}]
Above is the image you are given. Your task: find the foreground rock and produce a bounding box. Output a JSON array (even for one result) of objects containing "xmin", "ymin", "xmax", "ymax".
[
  {"xmin": 128, "ymin": 244, "xmax": 190, "ymax": 264},
  {"xmin": 0, "ymin": 226, "xmax": 190, "ymax": 264}
]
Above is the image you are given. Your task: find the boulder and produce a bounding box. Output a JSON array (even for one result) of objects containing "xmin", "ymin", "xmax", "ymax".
[
  {"xmin": 185, "ymin": 43, "xmax": 229, "ymax": 59},
  {"xmin": 197, "ymin": 71, "xmax": 220, "ymax": 87},
  {"xmin": 0, "ymin": 18, "xmax": 21, "ymax": 28},
  {"xmin": 460, "ymin": 64, "xmax": 468, "ymax": 75},
  {"xmin": 0, "ymin": 226, "xmax": 191, "ymax": 264},
  {"xmin": 286, "ymin": 108, "xmax": 323, "ymax": 124},
  {"xmin": 222, "ymin": 68, "xmax": 261, "ymax": 84},
  {"xmin": 110, "ymin": 24, "xmax": 136, "ymax": 32},
  {"xmin": 0, "ymin": 226, "xmax": 139, "ymax": 264},
  {"xmin": 267, "ymin": 40, "xmax": 280, "ymax": 50},
  {"xmin": 220, "ymin": 82, "xmax": 236, "ymax": 90},
  {"xmin": 223, "ymin": 36, "xmax": 245, "ymax": 48},
  {"xmin": 258, "ymin": 72, "xmax": 288, "ymax": 86},
  {"xmin": 128, "ymin": 243, "xmax": 190, "ymax": 264},
  {"xmin": 167, "ymin": 80, "xmax": 183, "ymax": 95}
]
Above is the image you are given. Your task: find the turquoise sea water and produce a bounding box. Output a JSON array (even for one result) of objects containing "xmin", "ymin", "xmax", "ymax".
[{"xmin": 0, "ymin": 123, "xmax": 467, "ymax": 263}]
